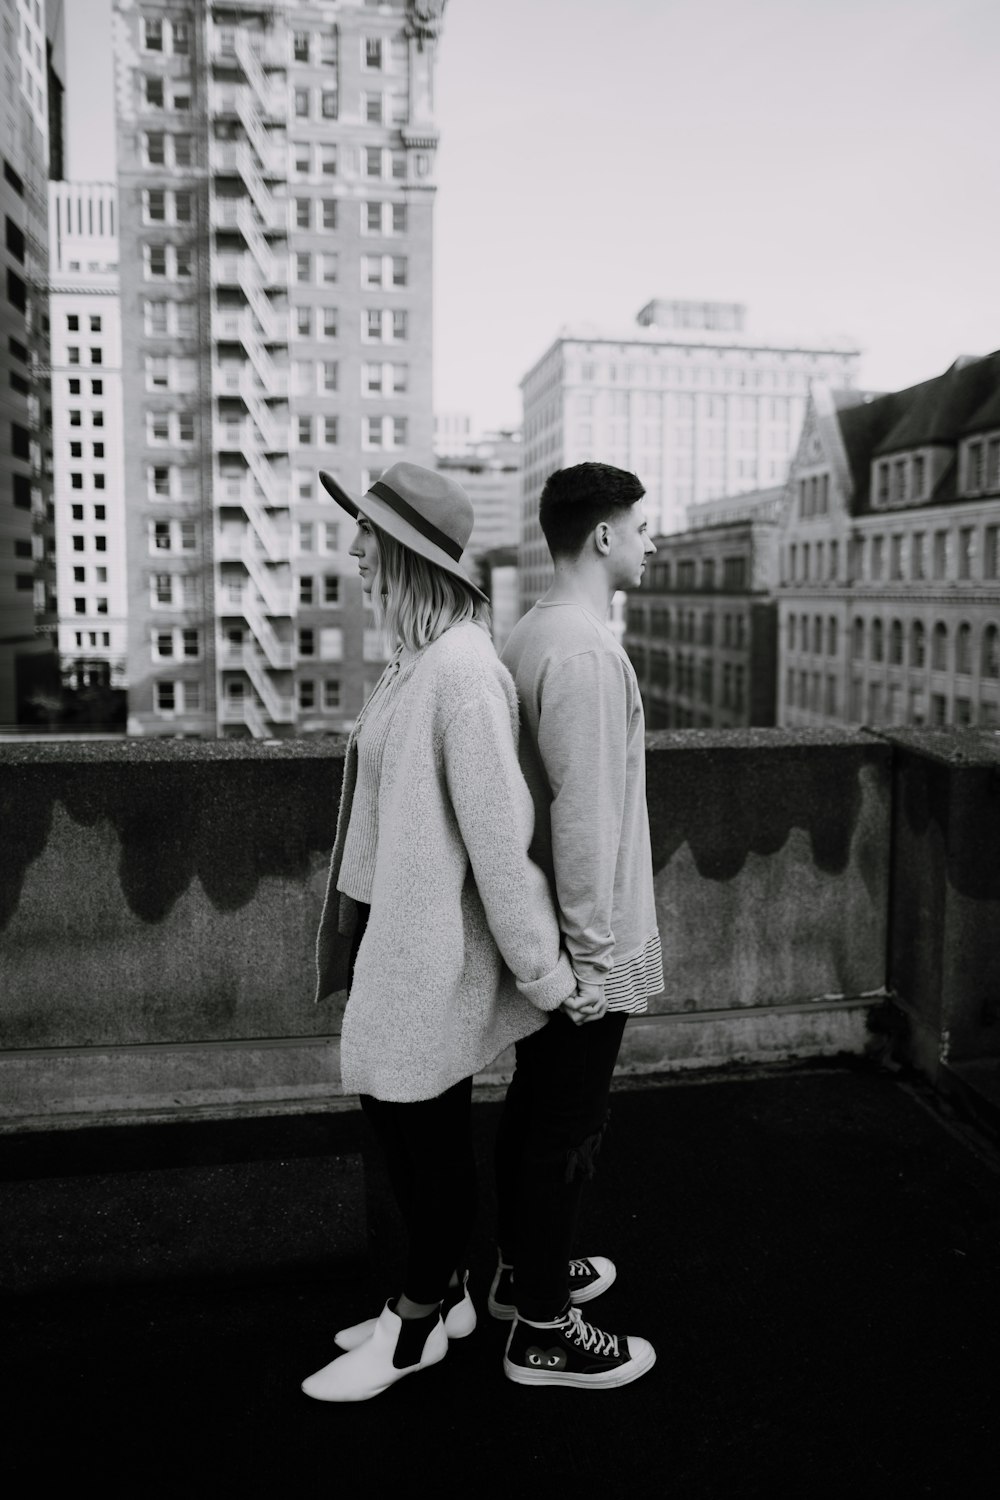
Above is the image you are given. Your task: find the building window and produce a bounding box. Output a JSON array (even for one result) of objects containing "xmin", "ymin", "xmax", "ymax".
[
  {"xmin": 322, "ymin": 90, "xmax": 338, "ymax": 119},
  {"xmin": 322, "ymin": 307, "xmax": 338, "ymax": 338},
  {"xmin": 143, "ymin": 17, "xmax": 163, "ymax": 51},
  {"xmin": 965, "ymin": 440, "xmax": 985, "ymax": 494},
  {"xmin": 298, "ymin": 628, "xmax": 315, "ymax": 657},
  {"xmin": 912, "ymin": 454, "xmax": 925, "ymax": 498},
  {"xmin": 298, "ymin": 575, "xmax": 314, "ymax": 607},
  {"xmin": 364, "ymin": 37, "xmax": 383, "ymax": 69},
  {"xmin": 294, "ymin": 87, "xmax": 310, "ymax": 118},
  {"xmin": 392, "ymin": 310, "xmax": 407, "ymax": 341},
  {"xmin": 889, "ymin": 620, "xmax": 903, "ymax": 666},
  {"xmin": 932, "ymin": 622, "xmax": 948, "ymax": 671},
  {"xmin": 932, "ymin": 530, "xmax": 948, "ymax": 579},
  {"xmin": 871, "ymin": 618, "xmax": 884, "ymax": 663},
  {"xmin": 982, "ymin": 624, "xmax": 1000, "ymax": 679},
  {"xmin": 958, "ymin": 527, "xmax": 975, "ymax": 580},
  {"xmin": 911, "ymin": 620, "xmax": 926, "ymax": 669},
  {"xmin": 295, "ymin": 198, "xmax": 311, "ymax": 229},
  {"xmin": 298, "ymin": 679, "xmax": 316, "ymax": 710},
  {"xmin": 322, "ymin": 199, "xmax": 337, "ymax": 230},
  {"xmin": 955, "ymin": 622, "xmax": 973, "ymax": 675},
  {"xmin": 912, "ymin": 531, "xmax": 926, "ymax": 581},
  {"xmin": 293, "ymin": 31, "xmax": 310, "ymax": 62},
  {"xmin": 323, "ymin": 679, "xmax": 341, "ymax": 710},
  {"xmin": 985, "ymin": 526, "xmax": 999, "ymax": 580},
  {"xmin": 324, "ymin": 575, "xmax": 340, "ymax": 605}
]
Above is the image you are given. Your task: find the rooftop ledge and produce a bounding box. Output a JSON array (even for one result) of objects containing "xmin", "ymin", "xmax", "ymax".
[{"xmin": 2, "ymin": 728, "xmax": 998, "ymax": 1133}]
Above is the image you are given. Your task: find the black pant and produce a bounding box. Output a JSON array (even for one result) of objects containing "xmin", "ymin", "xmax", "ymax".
[
  {"xmin": 494, "ymin": 1008, "xmax": 628, "ymax": 1321},
  {"xmin": 350, "ymin": 904, "xmax": 478, "ymax": 1306}
]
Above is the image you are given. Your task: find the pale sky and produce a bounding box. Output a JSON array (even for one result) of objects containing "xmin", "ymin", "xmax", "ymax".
[{"xmin": 65, "ymin": 0, "xmax": 1000, "ymax": 433}]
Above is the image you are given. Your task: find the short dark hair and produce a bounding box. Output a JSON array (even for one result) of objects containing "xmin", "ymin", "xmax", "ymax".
[{"xmin": 538, "ymin": 463, "xmax": 645, "ymax": 560}]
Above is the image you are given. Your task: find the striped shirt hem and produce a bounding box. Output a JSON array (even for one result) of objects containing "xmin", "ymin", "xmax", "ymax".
[{"xmin": 603, "ymin": 930, "xmax": 664, "ymax": 1016}]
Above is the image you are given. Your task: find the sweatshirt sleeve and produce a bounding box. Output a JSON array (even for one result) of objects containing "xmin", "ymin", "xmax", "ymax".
[
  {"xmin": 443, "ymin": 687, "xmax": 575, "ymax": 1013},
  {"xmin": 535, "ymin": 648, "xmax": 628, "ymax": 987}
]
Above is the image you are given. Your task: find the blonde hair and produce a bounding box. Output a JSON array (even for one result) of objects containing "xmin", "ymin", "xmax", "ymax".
[{"xmin": 369, "ymin": 524, "xmax": 491, "ymax": 653}]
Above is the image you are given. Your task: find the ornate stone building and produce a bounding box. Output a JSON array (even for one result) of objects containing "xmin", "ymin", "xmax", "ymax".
[{"xmin": 780, "ymin": 352, "xmax": 1000, "ymax": 729}]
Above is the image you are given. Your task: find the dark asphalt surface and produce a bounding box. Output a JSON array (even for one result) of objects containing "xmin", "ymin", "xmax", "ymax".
[{"xmin": 3, "ymin": 1064, "xmax": 998, "ymax": 1499}]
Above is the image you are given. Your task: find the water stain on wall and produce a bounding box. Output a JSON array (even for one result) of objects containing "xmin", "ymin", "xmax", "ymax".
[
  {"xmin": 645, "ymin": 745, "xmax": 880, "ymax": 883},
  {"xmin": 1, "ymin": 759, "xmax": 342, "ymax": 934}
]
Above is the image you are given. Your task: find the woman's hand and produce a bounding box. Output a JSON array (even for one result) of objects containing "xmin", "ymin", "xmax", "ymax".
[{"xmin": 560, "ymin": 982, "xmax": 607, "ymax": 1026}]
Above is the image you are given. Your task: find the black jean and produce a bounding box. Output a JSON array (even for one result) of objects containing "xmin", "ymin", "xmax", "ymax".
[
  {"xmin": 494, "ymin": 1008, "xmax": 628, "ymax": 1322},
  {"xmin": 350, "ymin": 904, "xmax": 478, "ymax": 1306}
]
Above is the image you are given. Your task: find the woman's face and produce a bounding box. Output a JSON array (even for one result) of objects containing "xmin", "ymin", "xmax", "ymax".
[{"xmin": 349, "ymin": 511, "xmax": 379, "ymax": 597}]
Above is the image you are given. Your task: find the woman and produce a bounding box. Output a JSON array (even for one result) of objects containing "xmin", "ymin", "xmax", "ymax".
[{"xmin": 301, "ymin": 461, "xmax": 576, "ymax": 1403}]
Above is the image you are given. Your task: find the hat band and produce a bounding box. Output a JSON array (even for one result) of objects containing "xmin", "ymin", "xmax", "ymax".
[{"xmin": 367, "ymin": 480, "xmax": 464, "ymax": 563}]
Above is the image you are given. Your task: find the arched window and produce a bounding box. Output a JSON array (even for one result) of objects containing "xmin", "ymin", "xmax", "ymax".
[
  {"xmin": 889, "ymin": 620, "xmax": 903, "ymax": 665},
  {"xmin": 956, "ymin": 622, "xmax": 972, "ymax": 675},
  {"xmin": 827, "ymin": 617, "xmax": 838, "ymax": 656},
  {"xmin": 982, "ymin": 623, "xmax": 999, "ymax": 679},
  {"xmin": 788, "ymin": 614, "xmax": 797, "ymax": 651},
  {"xmin": 852, "ymin": 617, "xmax": 865, "ymax": 660},
  {"xmin": 932, "ymin": 622, "xmax": 948, "ymax": 670},
  {"xmin": 871, "ymin": 618, "xmax": 884, "ymax": 662},
  {"xmin": 812, "ymin": 615, "xmax": 822, "ymax": 653},
  {"xmin": 911, "ymin": 620, "xmax": 926, "ymax": 669}
]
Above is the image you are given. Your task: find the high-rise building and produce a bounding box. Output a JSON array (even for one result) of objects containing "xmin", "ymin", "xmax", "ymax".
[
  {"xmin": 624, "ymin": 491, "xmax": 782, "ymax": 730},
  {"xmin": 779, "ymin": 353, "xmax": 1000, "ymax": 730},
  {"xmin": 48, "ymin": 181, "xmax": 127, "ymax": 697},
  {"xmin": 518, "ymin": 298, "xmax": 859, "ymax": 616},
  {"xmin": 109, "ymin": 0, "xmax": 445, "ymax": 736},
  {"xmin": 1, "ymin": 0, "xmax": 60, "ymax": 727}
]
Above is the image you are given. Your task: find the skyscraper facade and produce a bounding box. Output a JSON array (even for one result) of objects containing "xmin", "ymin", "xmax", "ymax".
[
  {"xmin": 110, "ymin": 0, "xmax": 444, "ymax": 736},
  {"xmin": 48, "ymin": 180, "xmax": 127, "ymax": 695},
  {"xmin": 1, "ymin": 0, "xmax": 59, "ymax": 726},
  {"xmin": 518, "ymin": 299, "xmax": 859, "ymax": 617}
]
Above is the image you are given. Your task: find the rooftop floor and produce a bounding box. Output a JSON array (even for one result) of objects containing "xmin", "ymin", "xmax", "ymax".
[{"xmin": 3, "ymin": 1063, "xmax": 998, "ymax": 1497}]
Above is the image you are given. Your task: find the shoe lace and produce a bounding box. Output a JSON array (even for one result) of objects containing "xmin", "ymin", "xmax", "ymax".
[
  {"xmin": 568, "ymin": 1258, "xmax": 592, "ymax": 1278},
  {"xmin": 559, "ymin": 1306, "xmax": 619, "ymax": 1358}
]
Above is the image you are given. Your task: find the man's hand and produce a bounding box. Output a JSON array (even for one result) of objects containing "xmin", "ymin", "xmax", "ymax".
[{"xmin": 559, "ymin": 981, "xmax": 607, "ymax": 1027}]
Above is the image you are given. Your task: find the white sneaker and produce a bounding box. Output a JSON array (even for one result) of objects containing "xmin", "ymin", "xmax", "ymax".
[
  {"xmin": 301, "ymin": 1300, "xmax": 447, "ymax": 1402},
  {"xmin": 334, "ymin": 1270, "xmax": 476, "ymax": 1352}
]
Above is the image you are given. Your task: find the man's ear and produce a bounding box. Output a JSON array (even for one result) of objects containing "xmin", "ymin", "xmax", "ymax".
[{"xmin": 594, "ymin": 521, "xmax": 612, "ymax": 556}]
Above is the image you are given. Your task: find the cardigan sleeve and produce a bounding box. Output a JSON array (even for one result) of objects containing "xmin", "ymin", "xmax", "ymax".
[{"xmin": 443, "ymin": 688, "xmax": 575, "ymax": 1013}]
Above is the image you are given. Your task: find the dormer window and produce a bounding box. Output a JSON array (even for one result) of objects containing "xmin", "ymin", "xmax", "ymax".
[
  {"xmin": 876, "ymin": 462, "xmax": 890, "ymax": 505},
  {"xmin": 966, "ymin": 439, "xmax": 985, "ymax": 494},
  {"xmin": 912, "ymin": 454, "xmax": 925, "ymax": 500}
]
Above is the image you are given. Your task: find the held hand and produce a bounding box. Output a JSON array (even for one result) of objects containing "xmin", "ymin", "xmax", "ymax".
[{"xmin": 559, "ymin": 984, "xmax": 608, "ymax": 1026}]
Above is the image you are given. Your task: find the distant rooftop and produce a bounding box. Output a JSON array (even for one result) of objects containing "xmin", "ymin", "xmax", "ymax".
[{"xmin": 546, "ymin": 299, "xmax": 860, "ymax": 357}]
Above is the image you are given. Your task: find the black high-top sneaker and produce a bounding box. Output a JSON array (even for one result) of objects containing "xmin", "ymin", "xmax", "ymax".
[
  {"xmin": 488, "ymin": 1255, "xmax": 617, "ymax": 1320},
  {"xmin": 503, "ymin": 1305, "xmax": 655, "ymax": 1390}
]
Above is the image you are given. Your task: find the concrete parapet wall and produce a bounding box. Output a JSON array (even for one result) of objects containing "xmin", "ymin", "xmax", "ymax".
[
  {"xmin": 878, "ymin": 729, "xmax": 1000, "ymax": 1084},
  {"xmin": 0, "ymin": 728, "xmax": 923, "ymax": 1131}
]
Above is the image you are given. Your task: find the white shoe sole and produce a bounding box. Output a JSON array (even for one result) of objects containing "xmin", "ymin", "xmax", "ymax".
[{"xmin": 302, "ymin": 1314, "xmax": 448, "ymax": 1401}]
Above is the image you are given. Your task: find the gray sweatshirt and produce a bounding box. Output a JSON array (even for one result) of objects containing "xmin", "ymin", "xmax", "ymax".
[{"xmin": 501, "ymin": 600, "xmax": 659, "ymax": 990}]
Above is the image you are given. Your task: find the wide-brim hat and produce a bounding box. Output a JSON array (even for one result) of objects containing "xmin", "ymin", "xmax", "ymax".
[{"xmin": 318, "ymin": 461, "xmax": 488, "ymax": 604}]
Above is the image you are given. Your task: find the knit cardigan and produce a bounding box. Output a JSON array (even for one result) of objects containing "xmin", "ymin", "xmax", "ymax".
[{"xmin": 315, "ymin": 620, "xmax": 575, "ymax": 1102}]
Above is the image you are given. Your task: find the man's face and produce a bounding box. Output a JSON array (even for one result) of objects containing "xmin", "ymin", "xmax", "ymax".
[{"xmin": 608, "ymin": 501, "xmax": 656, "ymax": 589}]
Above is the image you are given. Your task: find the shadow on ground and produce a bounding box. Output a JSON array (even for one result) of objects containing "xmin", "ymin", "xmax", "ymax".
[{"xmin": 3, "ymin": 1065, "xmax": 998, "ymax": 1498}]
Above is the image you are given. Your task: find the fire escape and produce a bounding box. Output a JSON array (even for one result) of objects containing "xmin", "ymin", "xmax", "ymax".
[{"xmin": 209, "ymin": 13, "xmax": 292, "ymax": 737}]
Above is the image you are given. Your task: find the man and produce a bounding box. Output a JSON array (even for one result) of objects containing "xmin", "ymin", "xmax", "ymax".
[{"xmin": 492, "ymin": 462, "xmax": 663, "ymax": 1390}]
